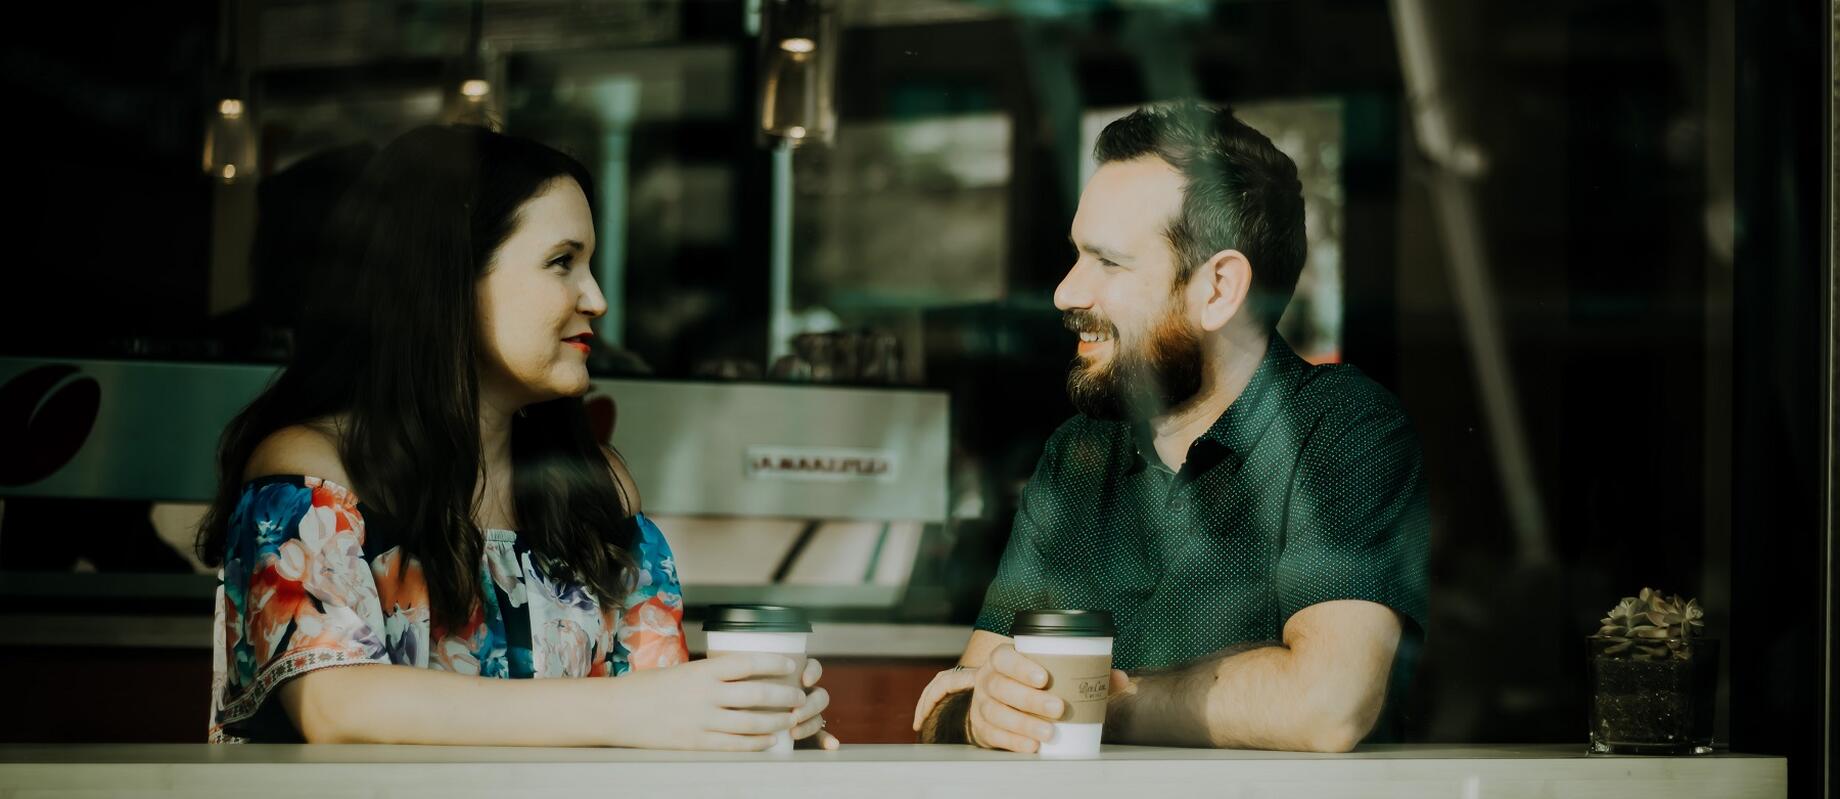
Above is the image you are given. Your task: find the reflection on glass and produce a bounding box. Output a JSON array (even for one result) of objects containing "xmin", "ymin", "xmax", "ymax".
[
  {"xmin": 203, "ymin": 98, "xmax": 255, "ymax": 183},
  {"xmin": 758, "ymin": 0, "xmax": 837, "ymax": 147}
]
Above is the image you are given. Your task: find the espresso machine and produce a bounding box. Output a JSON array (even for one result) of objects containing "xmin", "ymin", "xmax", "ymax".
[{"xmin": 0, "ymin": 357, "xmax": 949, "ymax": 620}]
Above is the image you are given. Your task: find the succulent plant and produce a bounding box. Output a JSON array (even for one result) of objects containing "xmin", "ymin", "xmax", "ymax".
[{"xmin": 1594, "ymin": 587, "xmax": 1706, "ymax": 661}]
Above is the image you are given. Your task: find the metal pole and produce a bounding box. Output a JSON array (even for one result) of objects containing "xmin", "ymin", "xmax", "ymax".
[
  {"xmin": 588, "ymin": 77, "xmax": 640, "ymax": 347},
  {"xmin": 1390, "ymin": 0, "xmax": 1550, "ymax": 565},
  {"xmin": 769, "ymin": 139, "xmax": 795, "ymax": 362},
  {"xmin": 1820, "ymin": 4, "xmax": 1837, "ymax": 795}
]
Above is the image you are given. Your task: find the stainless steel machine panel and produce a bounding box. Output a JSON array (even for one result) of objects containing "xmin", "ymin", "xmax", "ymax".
[{"xmin": 0, "ymin": 358, "xmax": 948, "ymax": 522}]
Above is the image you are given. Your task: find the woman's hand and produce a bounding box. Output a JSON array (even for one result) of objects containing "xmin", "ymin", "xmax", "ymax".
[
  {"xmin": 791, "ymin": 657, "xmax": 840, "ymax": 750},
  {"xmin": 609, "ymin": 653, "xmax": 807, "ymax": 750}
]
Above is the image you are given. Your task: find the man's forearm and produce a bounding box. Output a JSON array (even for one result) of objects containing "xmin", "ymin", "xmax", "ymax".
[
  {"xmin": 918, "ymin": 690, "xmax": 973, "ymax": 744},
  {"xmin": 1104, "ymin": 639, "xmax": 1374, "ymax": 751},
  {"xmin": 1102, "ymin": 659, "xmax": 1220, "ymax": 746}
]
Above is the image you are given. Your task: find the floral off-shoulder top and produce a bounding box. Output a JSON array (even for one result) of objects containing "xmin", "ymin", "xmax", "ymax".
[{"xmin": 207, "ymin": 475, "xmax": 689, "ymax": 743}]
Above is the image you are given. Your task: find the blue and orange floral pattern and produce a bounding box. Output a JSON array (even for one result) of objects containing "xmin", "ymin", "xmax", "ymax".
[{"xmin": 208, "ymin": 475, "xmax": 688, "ymax": 743}]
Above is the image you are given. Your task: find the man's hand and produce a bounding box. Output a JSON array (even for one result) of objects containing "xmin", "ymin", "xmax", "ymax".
[
  {"xmin": 1107, "ymin": 668, "xmax": 1132, "ymax": 699},
  {"xmin": 912, "ymin": 645, "xmax": 1063, "ymax": 751},
  {"xmin": 962, "ymin": 644, "xmax": 1068, "ymax": 752},
  {"xmin": 911, "ymin": 666, "xmax": 975, "ymax": 733}
]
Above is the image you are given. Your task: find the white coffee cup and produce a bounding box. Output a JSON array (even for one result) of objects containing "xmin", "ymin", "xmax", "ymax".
[
  {"xmin": 703, "ymin": 605, "xmax": 813, "ymax": 753},
  {"xmin": 1011, "ymin": 609, "xmax": 1116, "ymax": 757}
]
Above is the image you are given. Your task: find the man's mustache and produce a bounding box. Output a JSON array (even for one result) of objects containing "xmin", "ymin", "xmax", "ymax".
[{"xmin": 1062, "ymin": 310, "xmax": 1116, "ymax": 337}]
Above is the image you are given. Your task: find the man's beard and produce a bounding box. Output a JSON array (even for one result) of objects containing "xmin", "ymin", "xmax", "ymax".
[{"xmin": 1063, "ymin": 300, "xmax": 1205, "ymax": 422}]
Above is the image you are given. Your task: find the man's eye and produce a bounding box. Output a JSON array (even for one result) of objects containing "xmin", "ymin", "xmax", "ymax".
[{"xmin": 1099, "ymin": 258, "xmax": 1120, "ymax": 268}]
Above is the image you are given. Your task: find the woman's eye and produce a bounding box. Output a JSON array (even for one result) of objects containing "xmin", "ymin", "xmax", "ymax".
[
  {"xmin": 548, "ymin": 254, "xmax": 574, "ymax": 272},
  {"xmin": 1099, "ymin": 258, "xmax": 1120, "ymax": 268}
]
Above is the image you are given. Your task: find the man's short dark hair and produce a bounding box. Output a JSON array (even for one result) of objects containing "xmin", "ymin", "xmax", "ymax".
[{"xmin": 1093, "ymin": 100, "xmax": 1307, "ymax": 327}]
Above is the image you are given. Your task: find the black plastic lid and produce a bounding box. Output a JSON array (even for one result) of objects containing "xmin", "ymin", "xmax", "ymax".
[
  {"xmin": 703, "ymin": 604, "xmax": 812, "ymax": 633},
  {"xmin": 1011, "ymin": 609, "xmax": 1115, "ymax": 637}
]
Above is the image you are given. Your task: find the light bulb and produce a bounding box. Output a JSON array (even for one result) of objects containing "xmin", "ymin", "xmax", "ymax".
[
  {"xmin": 203, "ymin": 97, "xmax": 255, "ymax": 183},
  {"xmin": 757, "ymin": 0, "xmax": 837, "ymax": 147}
]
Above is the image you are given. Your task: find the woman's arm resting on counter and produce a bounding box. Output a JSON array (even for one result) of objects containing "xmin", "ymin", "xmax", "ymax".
[
  {"xmin": 1105, "ymin": 599, "xmax": 1402, "ymax": 752},
  {"xmin": 279, "ymin": 654, "xmax": 811, "ymax": 749}
]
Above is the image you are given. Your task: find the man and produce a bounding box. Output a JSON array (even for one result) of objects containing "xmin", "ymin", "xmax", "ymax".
[{"xmin": 912, "ymin": 101, "xmax": 1429, "ymax": 752}]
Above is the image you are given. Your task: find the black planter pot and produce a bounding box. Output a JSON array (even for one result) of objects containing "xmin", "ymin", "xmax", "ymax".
[{"xmin": 1587, "ymin": 636, "xmax": 1719, "ymax": 755}]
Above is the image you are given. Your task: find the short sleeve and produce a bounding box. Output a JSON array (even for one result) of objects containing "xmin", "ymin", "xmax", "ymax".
[
  {"xmin": 1274, "ymin": 407, "xmax": 1431, "ymax": 637},
  {"xmin": 972, "ymin": 430, "xmax": 1067, "ymax": 637},
  {"xmin": 209, "ymin": 476, "xmax": 390, "ymax": 742},
  {"xmin": 605, "ymin": 513, "xmax": 689, "ymax": 675}
]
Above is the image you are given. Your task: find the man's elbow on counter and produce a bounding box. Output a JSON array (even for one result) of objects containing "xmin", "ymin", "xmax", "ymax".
[
  {"xmin": 1300, "ymin": 720, "xmax": 1366, "ymax": 753},
  {"xmin": 1244, "ymin": 702, "xmax": 1374, "ymax": 753},
  {"xmin": 1288, "ymin": 674, "xmax": 1387, "ymax": 752},
  {"xmin": 1196, "ymin": 707, "xmax": 1371, "ymax": 752},
  {"xmin": 1295, "ymin": 699, "xmax": 1384, "ymax": 753}
]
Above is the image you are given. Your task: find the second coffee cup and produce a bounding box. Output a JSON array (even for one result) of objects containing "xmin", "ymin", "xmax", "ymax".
[
  {"xmin": 1012, "ymin": 609, "xmax": 1115, "ymax": 756},
  {"xmin": 703, "ymin": 604, "xmax": 812, "ymax": 753}
]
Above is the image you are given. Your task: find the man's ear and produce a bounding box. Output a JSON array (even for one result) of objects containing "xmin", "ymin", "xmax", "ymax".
[{"xmin": 1197, "ymin": 249, "xmax": 1253, "ymax": 333}]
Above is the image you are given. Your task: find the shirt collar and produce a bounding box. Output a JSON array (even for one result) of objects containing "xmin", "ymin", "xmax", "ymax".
[{"xmin": 1128, "ymin": 334, "xmax": 1307, "ymax": 475}]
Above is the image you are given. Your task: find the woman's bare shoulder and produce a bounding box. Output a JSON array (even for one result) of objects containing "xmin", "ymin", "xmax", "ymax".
[{"xmin": 243, "ymin": 418, "xmax": 353, "ymax": 490}]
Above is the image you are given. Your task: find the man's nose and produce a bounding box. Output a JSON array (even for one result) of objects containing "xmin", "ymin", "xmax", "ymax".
[{"xmin": 1054, "ymin": 260, "xmax": 1093, "ymax": 311}]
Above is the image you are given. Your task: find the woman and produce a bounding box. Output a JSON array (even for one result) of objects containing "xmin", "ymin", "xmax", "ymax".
[{"xmin": 197, "ymin": 125, "xmax": 836, "ymax": 749}]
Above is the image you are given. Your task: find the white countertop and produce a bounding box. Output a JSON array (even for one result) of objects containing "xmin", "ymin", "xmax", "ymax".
[{"xmin": 0, "ymin": 743, "xmax": 1785, "ymax": 798}]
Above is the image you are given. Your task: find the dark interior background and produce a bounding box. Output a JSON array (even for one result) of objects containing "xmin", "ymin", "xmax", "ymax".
[{"xmin": 0, "ymin": 1, "xmax": 1828, "ymax": 793}]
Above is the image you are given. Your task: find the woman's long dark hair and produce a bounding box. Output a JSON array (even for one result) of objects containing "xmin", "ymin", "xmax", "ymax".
[{"xmin": 197, "ymin": 124, "xmax": 638, "ymax": 632}]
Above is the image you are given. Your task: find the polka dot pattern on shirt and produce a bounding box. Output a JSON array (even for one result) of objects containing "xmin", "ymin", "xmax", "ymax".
[{"xmin": 974, "ymin": 335, "xmax": 1430, "ymax": 680}]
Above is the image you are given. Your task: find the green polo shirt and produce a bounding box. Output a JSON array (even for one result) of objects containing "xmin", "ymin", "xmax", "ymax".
[{"xmin": 974, "ymin": 335, "xmax": 1430, "ymax": 737}]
